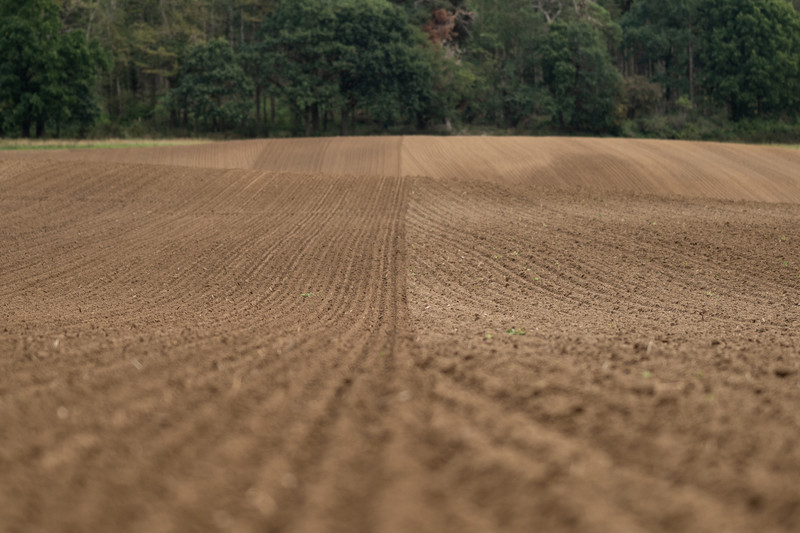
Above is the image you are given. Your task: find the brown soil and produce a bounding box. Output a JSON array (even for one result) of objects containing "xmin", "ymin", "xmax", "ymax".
[
  {"xmin": 7, "ymin": 136, "xmax": 800, "ymax": 202},
  {"xmin": 2, "ymin": 137, "xmax": 800, "ymax": 532}
]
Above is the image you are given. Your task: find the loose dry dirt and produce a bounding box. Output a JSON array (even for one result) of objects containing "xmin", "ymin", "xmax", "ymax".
[{"xmin": 1, "ymin": 137, "xmax": 800, "ymax": 532}]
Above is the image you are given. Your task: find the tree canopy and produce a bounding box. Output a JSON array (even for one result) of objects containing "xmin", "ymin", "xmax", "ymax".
[
  {"xmin": 0, "ymin": 0, "xmax": 106, "ymax": 137},
  {"xmin": 698, "ymin": 0, "xmax": 800, "ymax": 120},
  {"xmin": 2, "ymin": 0, "xmax": 800, "ymax": 140},
  {"xmin": 259, "ymin": 0, "xmax": 432, "ymax": 135},
  {"xmin": 542, "ymin": 19, "xmax": 622, "ymax": 133},
  {"xmin": 168, "ymin": 39, "xmax": 253, "ymax": 132}
]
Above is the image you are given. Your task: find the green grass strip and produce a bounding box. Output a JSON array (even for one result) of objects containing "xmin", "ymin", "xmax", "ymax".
[{"xmin": 0, "ymin": 138, "xmax": 210, "ymax": 151}]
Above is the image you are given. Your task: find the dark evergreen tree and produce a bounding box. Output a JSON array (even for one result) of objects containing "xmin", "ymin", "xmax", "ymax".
[
  {"xmin": 168, "ymin": 39, "xmax": 254, "ymax": 133},
  {"xmin": 260, "ymin": 0, "xmax": 433, "ymax": 135},
  {"xmin": 259, "ymin": 0, "xmax": 341, "ymax": 135},
  {"xmin": 542, "ymin": 19, "xmax": 622, "ymax": 133},
  {"xmin": 622, "ymin": 0, "xmax": 700, "ymax": 104},
  {"xmin": 466, "ymin": 0, "xmax": 550, "ymax": 128},
  {"xmin": 698, "ymin": 0, "xmax": 800, "ymax": 120},
  {"xmin": 335, "ymin": 0, "xmax": 433, "ymax": 131},
  {"xmin": 0, "ymin": 0, "xmax": 105, "ymax": 137}
]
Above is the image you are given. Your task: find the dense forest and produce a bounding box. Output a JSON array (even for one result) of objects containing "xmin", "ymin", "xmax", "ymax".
[{"xmin": 2, "ymin": 0, "xmax": 800, "ymax": 141}]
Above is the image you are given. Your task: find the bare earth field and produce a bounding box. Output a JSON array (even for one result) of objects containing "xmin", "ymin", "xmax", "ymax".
[{"xmin": 1, "ymin": 137, "xmax": 799, "ymax": 532}]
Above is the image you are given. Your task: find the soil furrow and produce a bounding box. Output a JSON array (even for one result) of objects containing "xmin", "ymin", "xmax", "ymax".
[{"xmin": 2, "ymin": 136, "xmax": 800, "ymax": 532}]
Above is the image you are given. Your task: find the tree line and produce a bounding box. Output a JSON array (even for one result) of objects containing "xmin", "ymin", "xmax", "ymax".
[{"xmin": 2, "ymin": 0, "xmax": 800, "ymax": 140}]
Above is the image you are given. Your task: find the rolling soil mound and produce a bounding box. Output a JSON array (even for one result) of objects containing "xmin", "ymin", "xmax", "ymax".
[
  {"xmin": 402, "ymin": 137, "xmax": 800, "ymax": 203},
  {"xmin": 8, "ymin": 136, "xmax": 800, "ymax": 202},
  {"xmin": 1, "ymin": 138, "xmax": 800, "ymax": 532}
]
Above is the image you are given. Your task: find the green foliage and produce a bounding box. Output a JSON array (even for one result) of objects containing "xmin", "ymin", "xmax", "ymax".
[
  {"xmin": 425, "ymin": 45, "xmax": 478, "ymax": 128},
  {"xmin": 335, "ymin": 0, "xmax": 433, "ymax": 127},
  {"xmin": 260, "ymin": 0, "xmax": 433, "ymax": 135},
  {"xmin": 5, "ymin": 0, "xmax": 800, "ymax": 139},
  {"xmin": 622, "ymin": 0, "xmax": 699, "ymax": 103},
  {"xmin": 0, "ymin": 0, "xmax": 105, "ymax": 137},
  {"xmin": 465, "ymin": 0, "xmax": 550, "ymax": 128},
  {"xmin": 623, "ymin": 111, "xmax": 800, "ymax": 143},
  {"xmin": 542, "ymin": 19, "xmax": 622, "ymax": 133},
  {"xmin": 622, "ymin": 75, "xmax": 662, "ymax": 119},
  {"xmin": 168, "ymin": 39, "xmax": 254, "ymax": 133},
  {"xmin": 56, "ymin": 32, "xmax": 109, "ymax": 136},
  {"xmin": 698, "ymin": 0, "xmax": 800, "ymax": 120},
  {"xmin": 260, "ymin": 0, "xmax": 340, "ymax": 135}
]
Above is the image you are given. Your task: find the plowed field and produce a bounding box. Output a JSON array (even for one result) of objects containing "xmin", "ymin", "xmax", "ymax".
[{"xmin": 2, "ymin": 137, "xmax": 800, "ymax": 532}]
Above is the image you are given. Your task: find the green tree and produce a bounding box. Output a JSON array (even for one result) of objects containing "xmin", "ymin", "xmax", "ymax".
[
  {"xmin": 53, "ymin": 31, "xmax": 108, "ymax": 136},
  {"xmin": 622, "ymin": 0, "xmax": 699, "ymax": 104},
  {"xmin": 0, "ymin": 0, "xmax": 105, "ymax": 137},
  {"xmin": 698, "ymin": 0, "xmax": 800, "ymax": 120},
  {"xmin": 335, "ymin": 0, "xmax": 433, "ymax": 132},
  {"xmin": 260, "ymin": 0, "xmax": 340, "ymax": 135},
  {"xmin": 542, "ymin": 19, "xmax": 622, "ymax": 132},
  {"xmin": 261, "ymin": 0, "xmax": 434, "ymax": 135},
  {"xmin": 467, "ymin": 0, "xmax": 550, "ymax": 128},
  {"xmin": 168, "ymin": 39, "xmax": 253, "ymax": 132},
  {"xmin": 424, "ymin": 43, "xmax": 477, "ymax": 130}
]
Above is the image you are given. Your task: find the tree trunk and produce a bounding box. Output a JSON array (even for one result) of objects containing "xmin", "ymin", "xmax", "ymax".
[
  {"xmin": 311, "ymin": 103, "xmax": 320, "ymax": 135},
  {"xmin": 341, "ymin": 106, "xmax": 348, "ymax": 136},
  {"xmin": 86, "ymin": 4, "xmax": 97, "ymax": 40},
  {"xmin": 36, "ymin": 118, "xmax": 46, "ymax": 139},
  {"xmin": 209, "ymin": 0, "xmax": 215, "ymax": 40},
  {"xmin": 688, "ymin": 23, "xmax": 695, "ymax": 105},
  {"xmin": 151, "ymin": 75, "xmax": 158, "ymax": 108},
  {"xmin": 256, "ymin": 85, "xmax": 262, "ymax": 127},
  {"xmin": 304, "ymin": 108, "xmax": 312, "ymax": 137},
  {"xmin": 270, "ymin": 94, "xmax": 276, "ymax": 125},
  {"xmin": 116, "ymin": 74, "xmax": 121, "ymax": 102}
]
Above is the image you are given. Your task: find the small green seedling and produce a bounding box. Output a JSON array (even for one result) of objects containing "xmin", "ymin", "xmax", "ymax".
[
  {"xmin": 507, "ymin": 327, "xmax": 526, "ymax": 336},
  {"xmin": 301, "ymin": 292, "xmax": 314, "ymax": 298},
  {"xmin": 642, "ymin": 371, "xmax": 652, "ymax": 379},
  {"xmin": 485, "ymin": 333, "xmax": 493, "ymax": 340}
]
